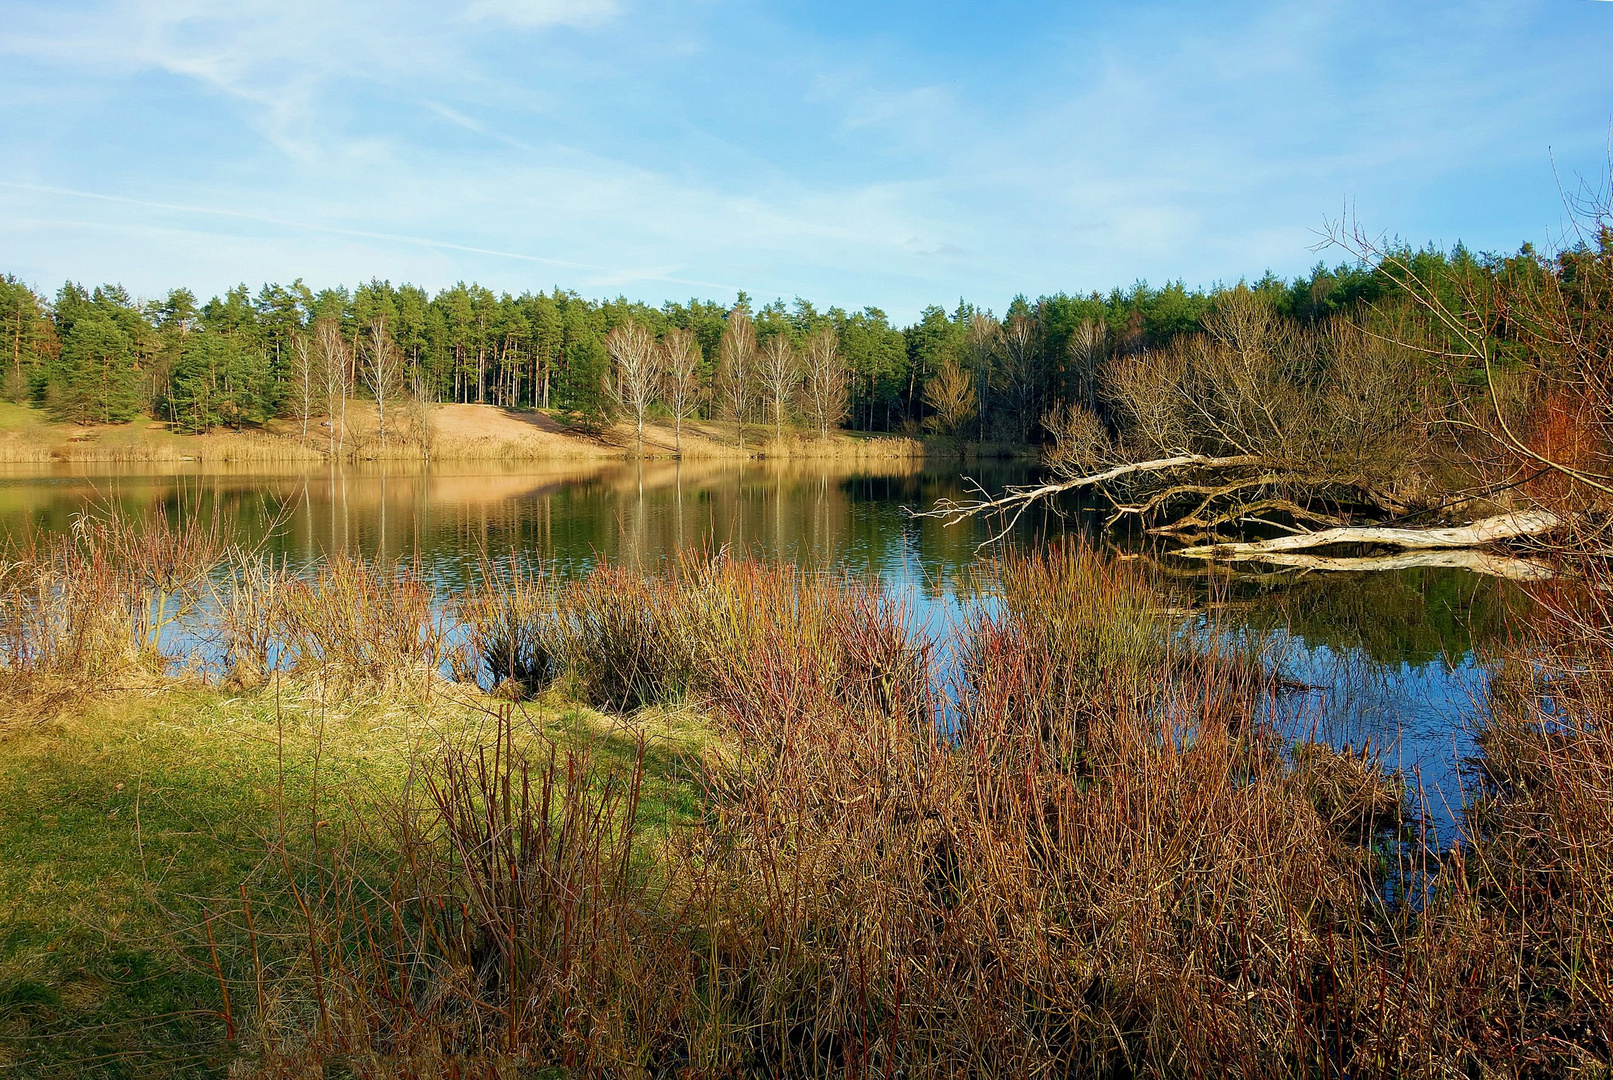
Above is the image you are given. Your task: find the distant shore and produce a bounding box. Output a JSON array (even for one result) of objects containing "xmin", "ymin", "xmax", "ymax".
[{"xmin": 0, "ymin": 400, "xmax": 1017, "ymax": 466}]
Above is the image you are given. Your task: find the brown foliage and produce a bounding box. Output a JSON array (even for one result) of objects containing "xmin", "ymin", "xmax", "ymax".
[{"xmin": 215, "ymin": 549, "xmax": 1599, "ymax": 1076}]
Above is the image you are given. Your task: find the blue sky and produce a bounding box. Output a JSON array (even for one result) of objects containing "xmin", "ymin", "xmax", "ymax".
[{"xmin": 1, "ymin": 0, "xmax": 1610, "ymax": 320}]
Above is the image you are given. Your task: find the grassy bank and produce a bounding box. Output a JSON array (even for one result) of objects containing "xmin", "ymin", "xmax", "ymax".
[
  {"xmin": 0, "ymin": 401, "xmax": 941, "ymax": 465},
  {"xmin": 1, "ymin": 509, "xmax": 1608, "ymax": 1077},
  {"xmin": 0, "ymin": 678, "xmax": 704, "ymax": 1078}
]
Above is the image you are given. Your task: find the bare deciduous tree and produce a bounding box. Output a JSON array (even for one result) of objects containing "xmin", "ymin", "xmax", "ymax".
[
  {"xmin": 717, "ymin": 309, "xmax": 756, "ymax": 450},
  {"xmin": 1067, "ymin": 318, "xmax": 1107, "ymax": 413},
  {"xmin": 404, "ymin": 363, "xmax": 435, "ymax": 459},
  {"xmin": 758, "ymin": 334, "xmax": 799, "ymax": 445},
  {"xmin": 800, "ymin": 327, "xmax": 849, "ymax": 440},
  {"xmin": 605, "ymin": 319, "xmax": 661, "ymax": 457},
  {"xmin": 926, "ymin": 289, "xmax": 1437, "ymax": 546},
  {"xmin": 288, "ymin": 328, "xmax": 317, "ymax": 442},
  {"xmin": 660, "ymin": 327, "xmax": 702, "ymax": 456},
  {"xmin": 923, "ymin": 358, "xmax": 977, "ymax": 440},
  {"xmin": 965, "ymin": 313, "xmax": 1000, "ymax": 443},
  {"xmin": 1042, "ymin": 400, "xmax": 1109, "ymax": 477},
  {"xmin": 315, "ymin": 316, "xmax": 352, "ymax": 459},
  {"xmin": 999, "ymin": 313, "xmax": 1041, "ymax": 443},
  {"xmin": 362, "ymin": 316, "xmax": 403, "ymax": 452}
]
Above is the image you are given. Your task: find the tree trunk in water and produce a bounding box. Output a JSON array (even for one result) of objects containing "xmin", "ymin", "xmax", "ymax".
[
  {"xmin": 1173, "ymin": 511, "xmax": 1560, "ymax": 558},
  {"xmin": 1215, "ymin": 548, "xmax": 1555, "ymax": 580}
]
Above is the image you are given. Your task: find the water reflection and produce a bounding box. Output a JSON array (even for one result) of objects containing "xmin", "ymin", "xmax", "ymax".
[{"xmin": 0, "ymin": 459, "xmax": 1055, "ymax": 586}]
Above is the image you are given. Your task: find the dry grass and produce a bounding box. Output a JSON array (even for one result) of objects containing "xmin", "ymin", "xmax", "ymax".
[
  {"xmin": 275, "ymin": 555, "xmax": 450, "ymax": 696},
  {"xmin": 0, "ymin": 500, "xmax": 229, "ymax": 718},
  {"xmin": 223, "ymin": 545, "xmax": 1613, "ymax": 1077}
]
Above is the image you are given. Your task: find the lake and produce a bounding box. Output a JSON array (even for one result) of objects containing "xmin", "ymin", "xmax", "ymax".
[{"xmin": 0, "ymin": 458, "xmax": 1509, "ymax": 831}]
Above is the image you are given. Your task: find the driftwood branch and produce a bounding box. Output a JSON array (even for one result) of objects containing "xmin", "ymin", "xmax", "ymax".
[
  {"xmin": 917, "ymin": 448, "xmax": 1560, "ymax": 570},
  {"xmin": 1172, "ymin": 511, "xmax": 1560, "ymax": 558},
  {"xmin": 919, "ymin": 454, "xmax": 1263, "ymax": 524}
]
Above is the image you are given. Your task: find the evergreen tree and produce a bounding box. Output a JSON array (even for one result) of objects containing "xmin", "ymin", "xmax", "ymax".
[
  {"xmin": 0, "ymin": 277, "xmax": 54, "ymax": 402},
  {"xmin": 167, "ymin": 332, "xmax": 270, "ymax": 432},
  {"xmin": 559, "ymin": 335, "xmax": 610, "ymax": 428},
  {"xmin": 44, "ymin": 312, "xmax": 140, "ymax": 424}
]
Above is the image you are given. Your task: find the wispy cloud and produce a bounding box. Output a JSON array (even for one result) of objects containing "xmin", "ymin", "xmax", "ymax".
[
  {"xmin": 463, "ymin": 0, "xmax": 620, "ymax": 29},
  {"xmin": 1, "ymin": 0, "xmax": 1609, "ymax": 317}
]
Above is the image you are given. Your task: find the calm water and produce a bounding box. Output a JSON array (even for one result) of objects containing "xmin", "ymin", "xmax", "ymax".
[{"xmin": 0, "ymin": 459, "xmax": 1510, "ymax": 827}]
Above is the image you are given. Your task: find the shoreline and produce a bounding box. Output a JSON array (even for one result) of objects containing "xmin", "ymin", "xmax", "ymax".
[{"xmin": 0, "ymin": 401, "xmax": 1028, "ymax": 467}]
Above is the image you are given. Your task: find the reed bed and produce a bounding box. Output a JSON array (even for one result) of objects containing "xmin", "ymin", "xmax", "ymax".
[
  {"xmin": 275, "ymin": 555, "xmax": 450, "ymax": 693},
  {"xmin": 0, "ymin": 502, "xmax": 228, "ymax": 712}
]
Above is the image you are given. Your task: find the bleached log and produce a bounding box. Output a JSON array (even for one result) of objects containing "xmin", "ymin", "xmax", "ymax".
[
  {"xmin": 1173, "ymin": 510, "xmax": 1559, "ymax": 558},
  {"xmin": 1201, "ymin": 548, "xmax": 1556, "ymax": 581},
  {"xmin": 916, "ymin": 454, "xmax": 1266, "ymax": 544}
]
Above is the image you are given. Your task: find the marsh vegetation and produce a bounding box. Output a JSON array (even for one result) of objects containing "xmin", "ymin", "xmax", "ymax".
[{"xmin": 0, "ymin": 476, "xmax": 1607, "ymax": 1076}]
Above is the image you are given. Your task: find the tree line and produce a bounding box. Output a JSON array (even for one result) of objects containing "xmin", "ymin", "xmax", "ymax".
[{"xmin": 0, "ymin": 243, "xmax": 1500, "ymax": 451}]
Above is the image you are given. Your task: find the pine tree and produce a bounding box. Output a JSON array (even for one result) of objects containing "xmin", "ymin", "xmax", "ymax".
[{"xmin": 46, "ymin": 313, "xmax": 140, "ymax": 424}]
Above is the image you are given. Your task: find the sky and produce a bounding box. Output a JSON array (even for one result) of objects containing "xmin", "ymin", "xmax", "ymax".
[{"xmin": 1, "ymin": 0, "xmax": 1610, "ymax": 322}]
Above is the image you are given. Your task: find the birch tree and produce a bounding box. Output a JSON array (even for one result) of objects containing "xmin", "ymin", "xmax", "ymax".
[
  {"xmin": 801, "ymin": 326, "xmax": 849, "ymax": 439},
  {"xmin": 660, "ymin": 327, "xmax": 702, "ymax": 456},
  {"xmin": 315, "ymin": 316, "xmax": 351, "ymax": 459},
  {"xmin": 288, "ymin": 328, "xmax": 317, "ymax": 441},
  {"xmin": 717, "ymin": 308, "xmax": 755, "ymax": 450},
  {"xmin": 605, "ymin": 319, "xmax": 661, "ymax": 456},
  {"xmin": 362, "ymin": 315, "xmax": 403, "ymax": 452},
  {"xmin": 758, "ymin": 335, "xmax": 800, "ymax": 444}
]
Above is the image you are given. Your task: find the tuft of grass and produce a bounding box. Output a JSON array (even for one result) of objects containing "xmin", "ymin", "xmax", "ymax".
[
  {"xmin": 0, "ymin": 501, "xmax": 229, "ymax": 718},
  {"xmin": 275, "ymin": 555, "xmax": 447, "ymax": 693}
]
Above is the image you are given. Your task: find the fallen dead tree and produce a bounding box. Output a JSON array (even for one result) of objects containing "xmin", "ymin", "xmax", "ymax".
[
  {"xmin": 921, "ymin": 290, "xmax": 1443, "ymax": 547},
  {"xmin": 923, "ymin": 466, "xmax": 1559, "ymax": 566},
  {"xmin": 1181, "ymin": 546, "xmax": 1556, "ymax": 581},
  {"xmin": 922, "ymin": 452, "xmax": 1410, "ymax": 544},
  {"xmin": 1172, "ymin": 510, "xmax": 1560, "ymax": 558}
]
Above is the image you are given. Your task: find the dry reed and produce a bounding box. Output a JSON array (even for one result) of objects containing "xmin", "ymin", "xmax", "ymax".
[{"xmin": 236, "ymin": 547, "xmax": 1587, "ymax": 1077}]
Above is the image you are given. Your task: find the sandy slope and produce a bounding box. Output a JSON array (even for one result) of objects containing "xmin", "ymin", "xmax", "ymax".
[{"xmin": 0, "ymin": 401, "xmax": 928, "ymax": 464}]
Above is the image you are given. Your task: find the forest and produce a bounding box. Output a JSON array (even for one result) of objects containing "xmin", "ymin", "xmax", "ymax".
[{"xmin": 0, "ymin": 243, "xmax": 1490, "ymax": 445}]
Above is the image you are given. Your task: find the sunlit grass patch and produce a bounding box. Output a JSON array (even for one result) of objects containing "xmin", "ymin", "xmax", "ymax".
[{"xmin": 0, "ymin": 675, "xmax": 707, "ymax": 1078}]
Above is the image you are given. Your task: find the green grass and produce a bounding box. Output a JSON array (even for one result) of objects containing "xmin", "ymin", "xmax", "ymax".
[
  {"xmin": 0, "ymin": 401, "xmax": 48, "ymax": 434},
  {"xmin": 0, "ymin": 679, "xmax": 706, "ymax": 1078}
]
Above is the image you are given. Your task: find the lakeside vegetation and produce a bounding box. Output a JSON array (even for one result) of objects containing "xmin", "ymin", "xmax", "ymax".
[{"xmin": 0, "ymin": 501, "xmax": 1608, "ymax": 1076}]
